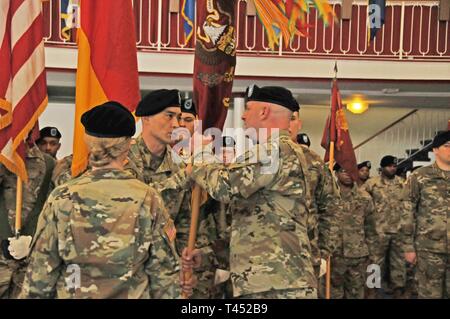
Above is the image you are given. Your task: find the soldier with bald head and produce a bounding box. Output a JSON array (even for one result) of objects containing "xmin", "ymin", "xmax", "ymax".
[{"xmin": 189, "ymin": 85, "xmax": 340, "ymax": 299}]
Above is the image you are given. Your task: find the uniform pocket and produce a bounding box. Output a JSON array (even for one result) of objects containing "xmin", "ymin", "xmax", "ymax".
[{"xmin": 280, "ymin": 221, "xmax": 303, "ymax": 257}]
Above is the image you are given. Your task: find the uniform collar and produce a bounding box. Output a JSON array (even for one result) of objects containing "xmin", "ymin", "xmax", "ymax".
[
  {"xmin": 137, "ymin": 135, "xmax": 180, "ymax": 173},
  {"xmin": 432, "ymin": 162, "xmax": 450, "ymax": 180},
  {"xmin": 380, "ymin": 174, "xmax": 400, "ymax": 185},
  {"xmin": 263, "ymin": 129, "xmax": 291, "ymax": 144},
  {"xmin": 84, "ymin": 168, "xmax": 135, "ymax": 180},
  {"xmin": 339, "ymin": 183, "xmax": 358, "ymax": 198}
]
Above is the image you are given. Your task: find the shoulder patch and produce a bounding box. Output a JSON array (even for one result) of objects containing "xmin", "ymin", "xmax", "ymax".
[{"xmin": 163, "ymin": 218, "xmax": 177, "ymax": 243}]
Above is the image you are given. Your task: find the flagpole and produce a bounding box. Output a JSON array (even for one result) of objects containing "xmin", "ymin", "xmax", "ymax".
[
  {"xmin": 182, "ymin": 179, "xmax": 202, "ymax": 299},
  {"xmin": 15, "ymin": 177, "xmax": 23, "ymax": 238},
  {"xmin": 325, "ymin": 61, "xmax": 338, "ymax": 300},
  {"xmin": 325, "ymin": 138, "xmax": 334, "ymax": 300}
]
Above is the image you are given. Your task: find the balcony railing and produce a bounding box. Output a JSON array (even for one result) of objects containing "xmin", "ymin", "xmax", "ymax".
[
  {"xmin": 355, "ymin": 108, "xmax": 450, "ymax": 165},
  {"xmin": 43, "ymin": 0, "xmax": 450, "ymax": 61}
]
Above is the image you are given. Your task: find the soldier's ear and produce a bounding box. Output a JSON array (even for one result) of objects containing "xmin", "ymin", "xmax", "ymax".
[{"xmin": 259, "ymin": 104, "xmax": 270, "ymax": 120}]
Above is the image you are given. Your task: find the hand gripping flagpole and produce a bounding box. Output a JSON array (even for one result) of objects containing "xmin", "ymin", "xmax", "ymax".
[
  {"xmin": 182, "ymin": 117, "xmax": 203, "ymax": 299},
  {"xmin": 15, "ymin": 178, "xmax": 23, "ymax": 238},
  {"xmin": 182, "ymin": 179, "xmax": 202, "ymax": 299}
]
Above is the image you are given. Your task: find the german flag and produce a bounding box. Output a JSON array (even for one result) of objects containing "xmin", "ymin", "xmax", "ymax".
[{"xmin": 72, "ymin": 0, "xmax": 140, "ymax": 177}]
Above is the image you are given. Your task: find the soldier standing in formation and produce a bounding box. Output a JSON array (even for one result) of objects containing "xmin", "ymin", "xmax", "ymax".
[
  {"xmin": 330, "ymin": 163, "xmax": 377, "ymax": 299},
  {"xmin": 364, "ymin": 155, "xmax": 408, "ymax": 298},
  {"xmin": 357, "ymin": 161, "xmax": 372, "ymax": 184},
  {"xmin": 402, "ymin": 130, "xmax": 450, "ymax": 299},
  {"xmin": 36, "ymin": 127, "xmax": 62, "ymax": 159},
  {"xmin": 179, "ymin": 98, "xmax": 196, "ymax": 136}
]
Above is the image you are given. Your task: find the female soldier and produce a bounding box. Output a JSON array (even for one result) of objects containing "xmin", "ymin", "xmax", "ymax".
[{"xmin": 19, "ymin": 101, "xmax": 195, "ymax": 299}]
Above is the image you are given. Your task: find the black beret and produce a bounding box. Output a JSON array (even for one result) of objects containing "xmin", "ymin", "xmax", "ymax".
[
  {"xmin": 136, "ymin": 89, "xmax": 181, "ymax": 117},
  {"xmin": 181, "ymin": 98, "xmax": 197, "ymax": 116},
  {"xmin": 380, "ymin": 155, "xmax": 398, "ymax": 167},
  {"xmin": 222, "ymin": 136, "xmax": 236, "ymax": 148},
  {"xmin": 357, "ymin": 161, "xmax": 371, "ymax": 170},
  {"xmin": 81, "ymin": 101, "xmax": 136, "ymax": 138},
  {"xmin": 333, "ymin": 162, "xmax": 342, "ymax": 171},
  {"xmin": 246, "ymin": 85, "xmax": 299, "ymax": 112},
  {"xmin": 296, "ymin": 133, "xmax": 310, "ymax": 147},
  {"xmin": 432, "ymin": 130, "xmax": 450, "ymax": 148},
  {"xmin": 37, "ymin": 126, "xmax": 61, "ymax": 141}
]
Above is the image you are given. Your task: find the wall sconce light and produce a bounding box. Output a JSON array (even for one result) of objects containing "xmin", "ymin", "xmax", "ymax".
[{"xmin": 347, "ymin": 100, "xmax": 369, "ymax": 114}]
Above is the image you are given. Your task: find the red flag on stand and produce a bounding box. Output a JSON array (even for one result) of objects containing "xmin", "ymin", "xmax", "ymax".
[{"xmin": 321, "ymin": 79, "xmax": 360, "ymax": 183}]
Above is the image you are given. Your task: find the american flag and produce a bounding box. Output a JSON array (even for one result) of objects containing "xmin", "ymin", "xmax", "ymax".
[{"xmin": 0, "ymin": 0, "xmax": 48, "ymax": 181}]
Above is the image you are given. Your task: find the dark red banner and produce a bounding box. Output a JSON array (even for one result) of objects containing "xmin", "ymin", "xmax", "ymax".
[
  {"xmin": 321, "ymin": 79, "xmax": 360, "ymax": 183},
  {"xmin": 193, "ymin": 0, "xmax": 236, "ymax": 131}
]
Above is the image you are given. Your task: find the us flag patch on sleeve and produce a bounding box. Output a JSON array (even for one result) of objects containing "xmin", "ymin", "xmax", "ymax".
[{"xmin": 163, "ymin": 218, "xmax": 177, "ymax": 243}]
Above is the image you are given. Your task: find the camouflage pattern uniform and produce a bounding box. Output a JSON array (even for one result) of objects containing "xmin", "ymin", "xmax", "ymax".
[
  {"xmin": 363, "ymin": 175, "xmax": 408, "ymax": 293},
  {"xmin": 300, "ymin": 145, "xmax": 339, "ymax": 280},
  {"xmin": 401, "ymin": 163, "xmax": 450, "ymax": 299},
  {"xmin": 331, "ymin": 184, "xmax": 377, "ymax": 299},
  {"xmin": 51, "ymin": 154, "xmax": 77, "ymax": 187},
  {"xmin": 126, "ymin": 135, "xmax": 191, "ymax": 256},
  {"xmin": 52, "ymin": 154, "xmax": 139, "ymax": 187},
  {"xmin": 0, "ymin": 145, "xmax": 55, "ymax": 298},
  {"xmin": 190, "ymin": 130, "xmax": 340, "ymax": 298},
  {"xmin": 19, "ymin": 169, "xmax": 180, "ymax": 299},
  {"xmin": 194, "ymin": 197, "xmax": 232, "ymax": 298},
  {"xmin": 131, "ymin": 136, "xmax": 228, "ymax": 299}
]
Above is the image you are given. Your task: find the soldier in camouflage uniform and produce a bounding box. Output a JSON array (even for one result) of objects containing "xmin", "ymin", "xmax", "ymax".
[
  {"xmin": 174, "ymin": 98, "xmax": 234, "ymax": 299},
  {"xmin": 0, "ymin": 142, "xmax": 55, "ymax": 299},
  {"xmin": 179, "ymin": 98, "xmax": 196, "ymax": 138},
  {"xmin": 36, "ymin": 126, "xmax": 62, "ymax": 159},
  {"xmin": 126, "ymin": 90, "xmax": 192, "ymax": 253},
  {"xmin": 172, "ymin": 98, "xmax": 229, "ymax": 299},
  {"xmin": 52, "ymin": 153, "xmax": 139, "ymax": 187},
  {"xmin": 363, "ymin": 155, "xmax": 408, "ymax": 298},
  {"xmin": 193, "ymin": 137, "xmax": 235, "ymax": 299},
  {"xmin": 190, "ymin": 85, "xmax": 340, "ymax": 299},
  {"xmin": 357, "ymin": 161, "xmax": 372, "ymax": 184},
  {"xmin": 402, "ymin": 131, "xmax": 450, "ymax": 299},
  {"xmin": 289, "ymin": 113, "xmax": 336, "ymax": 287},
  {"xmin": 330, "ymin": 163, "xmax": 377, "ymax": 299},
  {"xmin": 19, "ymin": 102, "xmax": 193, "ymax": 299},
  {"xmin": 51, "ymin": 154, "xmax": 76, "ymax": 187}
]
